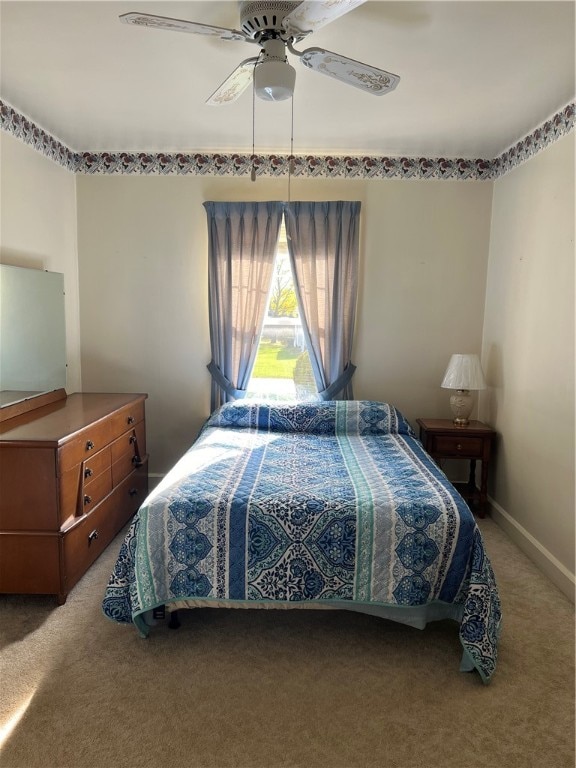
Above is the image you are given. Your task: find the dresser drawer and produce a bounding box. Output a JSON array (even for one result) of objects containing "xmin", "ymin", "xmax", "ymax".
[
  {"xmin": 432, "ymin": 435, "xmax": 484, "ymax": 458},
  {"xmin": 116, "ymin": 461, "xmax": 149, "ymax": 521},
  {"xmin": 109, "ymin": 400, "xmax": 146, "ymax": 439},
  {"xmin": 112, "ymin": 452, "xmax": 143, "ymax": 487},
  {"xmin": 59, "ymin": 446, "xmax": 113, "ymax": 523},
  {"xmin": 110, "ymin": 421, "xmax": 146, "ymax": 464},
  {"xmin": 81, "ymin": 466, "xmax": 113, "ymax": 515},
  {"xmin": 58, "ymin": 420, "xmax": 114, "ymax": 474},
  {"xmin": 63, "ymin": 494, "xmax": 118, "ymax": 591},
  {"xmin": 82, "ymin": 446, "xmax": 111, "ymax": 483},
  {"xmin": 111, "ymin": 422, "xmax": 146, "ymax": 485},
  {"xmin": 63, "ymin": 461, "xmax": 148, "ymax": 592}
]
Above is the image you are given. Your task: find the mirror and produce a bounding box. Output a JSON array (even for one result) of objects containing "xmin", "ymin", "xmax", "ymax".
[{"xmin": 0, "ymin": 265, "xmax": 67, "ymax": 408}]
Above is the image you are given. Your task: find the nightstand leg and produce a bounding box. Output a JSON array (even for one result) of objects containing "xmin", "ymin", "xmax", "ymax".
[
  {"xmin": 479, "ymin": 460, "xmax": 489, "ymax": 518},
  {"xmin": 467, "ymin": 459, "xmax": 476, "ymax": 492},
  {"xmin": 468, "ymin": 459, "xmax": 486, "ymax": 518}
]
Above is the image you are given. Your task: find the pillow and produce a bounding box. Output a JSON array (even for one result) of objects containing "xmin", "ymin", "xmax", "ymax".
[{"xmin": 206, "ymin": 400, "xmax": 414, "ymax": 437}]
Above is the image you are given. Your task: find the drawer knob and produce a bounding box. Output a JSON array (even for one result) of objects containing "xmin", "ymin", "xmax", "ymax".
[
  {"xmin": 457, "ymin": 444, "xmax": 463, "ymax": 451},
  {"xmin": 84, "ymin": 467, "xmax": 93, "ymax": 479},
  {"xmin": 88, "ymin": 529, "xmax": 99, "ymax": 544},
  {"xmin": 84, "ymin": 495, "xmax": 92, "ymax": 505},
  {"xmin": 127, "ymin": 416, "xmax": 135, "ymax": 425},
  {"xmin": 86, "ymin": 440, "xmax": 95, "ymax": 451},
  {"xmin": 129, "ymin": 488, "xmax": 138, "ymax": 497},
  {"xmin": 129, "ymin": 435, "xmax": 137, "ymax": 445}
]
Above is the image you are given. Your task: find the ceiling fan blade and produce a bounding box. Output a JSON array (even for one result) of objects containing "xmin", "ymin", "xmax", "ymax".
[
  {"xmin": 119, "ymin": 12, "xmax": 247, "ymax": 42},
  {"xmin": 283, "ymin": 0, "xmax": 366, "ymax": 36},
  {"xmin": 299, "ymin": 47, "xmax": 400, "ymax": 95},
  {"xmin": 206, "ymin": 58, "xmax": 258, "ymax": 106}
]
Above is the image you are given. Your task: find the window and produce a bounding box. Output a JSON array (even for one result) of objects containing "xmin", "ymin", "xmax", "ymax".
[
  {"xmin": 246, "ymin": 222, "xmax": 317, "ymax": 401},
  {"xmin": 205, "ymin": 200, "xmax": 359, "ymax": 410}
]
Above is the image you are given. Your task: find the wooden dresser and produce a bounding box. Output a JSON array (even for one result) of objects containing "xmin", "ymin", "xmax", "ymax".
[{"xmin": 0, "ymin": 390, "xmax": 148, "ymax": 603}]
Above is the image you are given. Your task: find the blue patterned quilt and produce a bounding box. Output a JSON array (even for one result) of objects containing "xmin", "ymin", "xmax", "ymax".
[{"xmin": 102, "ymin": 401, "xmax": 501, "ymax": 683}]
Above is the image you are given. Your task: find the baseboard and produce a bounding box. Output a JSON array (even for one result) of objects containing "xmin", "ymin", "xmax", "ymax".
[
  {"xmin": 148, "ymin": 472, "xmax": 164, "ymax": 491},
  {"xmin": 488, "ymin": 496, "xmax": 575, "ymax": 602}
]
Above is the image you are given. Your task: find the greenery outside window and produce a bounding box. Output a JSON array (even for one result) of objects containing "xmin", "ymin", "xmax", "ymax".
[{"xmin": 246, "ymin": 223, "xmax": 317, "ymax": 401}]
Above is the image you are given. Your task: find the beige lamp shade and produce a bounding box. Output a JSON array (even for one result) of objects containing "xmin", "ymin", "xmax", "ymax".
[
  {"xmin": 441, "ymin": 354, "xmax": 486, "ymax": 425},
  {"xmin": 441, "ymin": 354, "xmax": 486, "ymax": 391}
]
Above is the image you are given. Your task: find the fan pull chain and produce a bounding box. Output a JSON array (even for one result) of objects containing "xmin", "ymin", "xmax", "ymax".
[
  {"xmin": 286, "ymin": 95, "xmax": 295, "ymax": 242},
  {"xmin": 251, "ymin": 67, "xmax": 256, "ymax": 182},
  {"xmin": 288, "ymin": 94, "xmax": 295, "ymax": 202}
]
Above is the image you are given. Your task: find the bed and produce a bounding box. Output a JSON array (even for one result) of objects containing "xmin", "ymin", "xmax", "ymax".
[{"xmin": 102, "ymin": 400, "xmax": 502, "ymax": 683}]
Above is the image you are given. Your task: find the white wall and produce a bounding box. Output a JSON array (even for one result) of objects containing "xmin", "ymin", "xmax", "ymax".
[
  {"xmin": 0, "ymin": 133, "xmax": 81, "ymax": 392},
  {"xmin": 76, "ymin": 174, "xmax": 493, "ymax": 476},
  {"xmin": 355, "ymin": 180, "xmax": 492, "ymax": 418},
  {"xmin": 481, "ymin": 133, "xmax": 575, "ymax": 594}
]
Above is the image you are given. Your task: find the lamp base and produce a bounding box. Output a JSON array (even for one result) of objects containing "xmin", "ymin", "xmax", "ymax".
[{"xmin": 449, "ymin": 389, "xmax": 473, "ymax": 426}]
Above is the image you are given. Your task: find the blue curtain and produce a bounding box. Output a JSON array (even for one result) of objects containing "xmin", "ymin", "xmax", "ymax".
[
  {"xmin": 204, "ymin": 201, "xmax": 283, "ymax": 411},
  {"xmin": 284, "ymin": 201, "xmax": 360, "ymax": 400}
]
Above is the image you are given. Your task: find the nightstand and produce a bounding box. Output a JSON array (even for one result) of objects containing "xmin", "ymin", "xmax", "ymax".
[{"xmin": 416, "ymin": 418, "xmax": 495, "ymax": 517}]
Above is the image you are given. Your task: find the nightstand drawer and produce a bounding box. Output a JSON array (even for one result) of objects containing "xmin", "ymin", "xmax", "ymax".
[{"xmin": 432, "ymin": 436, "xmax": 484, "ymax": 457}]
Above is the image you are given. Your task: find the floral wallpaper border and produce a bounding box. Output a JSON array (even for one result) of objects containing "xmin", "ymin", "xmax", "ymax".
[
  {"xmin": 1, "ymin": 101, "xmax": 79, "ymax": 172},
  {"xmin": 1, "ymin": 99, "xmax": 573, "ymax": 180}
]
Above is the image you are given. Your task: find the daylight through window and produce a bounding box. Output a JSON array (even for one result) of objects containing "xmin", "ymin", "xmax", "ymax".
[{"xmin": 246, "ymin": 222, "xmax": 317, "ymax": 401}]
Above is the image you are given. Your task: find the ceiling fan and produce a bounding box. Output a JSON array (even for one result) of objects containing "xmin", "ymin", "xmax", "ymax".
[{"xmin": 120, "ymin": 1, "xmax": 400, "ymax": 105}]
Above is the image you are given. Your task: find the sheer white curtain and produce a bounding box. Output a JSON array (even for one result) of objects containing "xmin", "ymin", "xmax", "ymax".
[
  {"xmin": 204, "ymin": 201, "xmax": 283, "ymax": 411},
  {"xmin": 284, "ymin": 201, "xmax": 360, "ymax": 399}
]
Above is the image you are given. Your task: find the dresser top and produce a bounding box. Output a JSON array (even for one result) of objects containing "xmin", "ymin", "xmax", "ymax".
[{"xmin": 0, "ymin": 392, "xmax": 147, "ymax": 443}]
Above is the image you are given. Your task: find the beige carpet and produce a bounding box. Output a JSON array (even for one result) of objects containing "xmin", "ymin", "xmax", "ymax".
[{"xmin": 0, "ymin": 517, "xmax": 574, "ymax": 768}]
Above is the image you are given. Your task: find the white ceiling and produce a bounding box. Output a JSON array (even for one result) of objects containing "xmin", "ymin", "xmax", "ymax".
[{"xmin": 1, "ymin": 1, "xmax": 574, "ymax": 158}]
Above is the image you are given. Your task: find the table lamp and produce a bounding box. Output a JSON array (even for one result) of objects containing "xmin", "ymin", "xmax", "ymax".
[{"xmin": 441, "ymin": 353, "xmax": 486, "ymax": 426}]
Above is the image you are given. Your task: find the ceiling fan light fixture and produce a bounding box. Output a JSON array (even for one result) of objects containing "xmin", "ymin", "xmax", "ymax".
[
  {"xmin": 254, "ymin": 60, "xmax": 296, "ymax": 101},
  {"xmin": 121, "ymin": 2, "xmax": 401, "ymax": 106}
]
